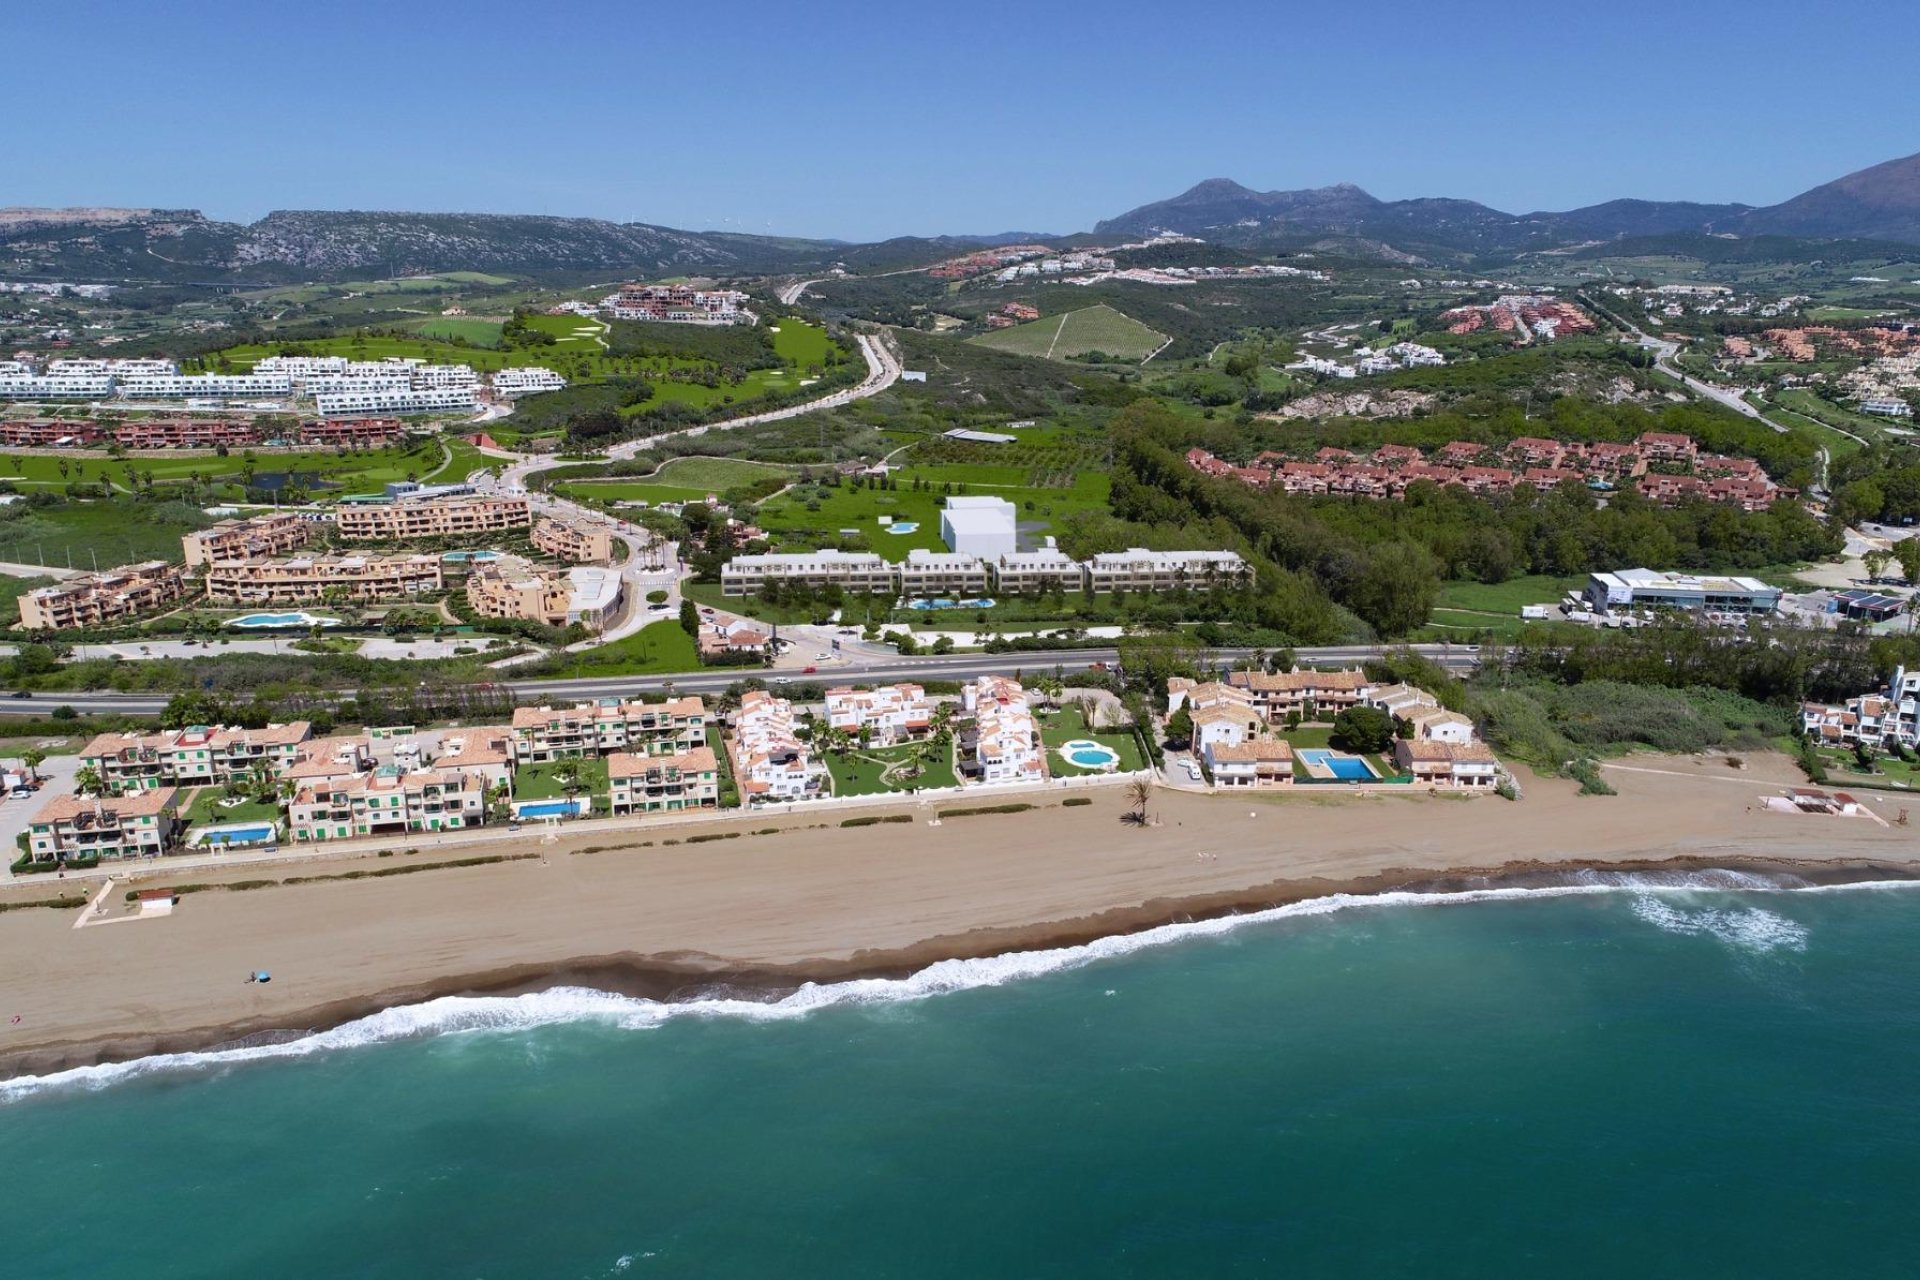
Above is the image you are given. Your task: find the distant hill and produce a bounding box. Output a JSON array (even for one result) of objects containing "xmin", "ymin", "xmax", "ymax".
[
  {"xmin": 1094, "ymin": 153, "xmax": 1920, "ymax": 259},
  {"xmin": 0, "ymin": 208, "xmax": 841, "ymax": 284}
]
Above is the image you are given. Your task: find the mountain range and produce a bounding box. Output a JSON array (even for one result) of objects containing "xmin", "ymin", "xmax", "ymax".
[
  {"xmin": 2, "ymin": 152, "xmax": 1918, "ymax": 285},
  {"xmin": 1093, "ymin": 151, "xmax": 1920, "ymax": 258}
]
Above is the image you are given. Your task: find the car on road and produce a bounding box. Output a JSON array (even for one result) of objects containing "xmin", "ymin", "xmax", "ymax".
[
  {"xmin": 802, "ymin": 665, "xmax": 817, "ymax": 674},
  {"xmin": 8, "ymin": 690, "xmax": 30, "ymax": 699}
]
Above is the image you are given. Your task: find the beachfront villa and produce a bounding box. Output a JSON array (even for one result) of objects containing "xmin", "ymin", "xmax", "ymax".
[
  {"xmin": 824, "ymin": 683, "xmax": 933, "ymax": 746},
  {"xmin": 510, "ymin": 698, "xmax": 708, "ymax": 763},
  {"xmin": 1392, "ymin": 739, "xmax": 1500, "ymax": 788},
  {"xmin": 287, "ymin": 767, "xmax": 485, "ymax": 842},
  {"xmin": 1801, "ymin": 666, "xmax": 1920, "ymax": 750},
  {"xmin": 608, "ymin": 747, "xmax": 720, "ymax": 815},
  {"xmin": 1364, "ymin": 684, "xmax": 1476, "ymax": 745},
  {"xmin": 961, "ymin": 675, "xmax": 1044, "ymax": 785},
  {"xmin": 281, "ymin": 736, "xmax": 376, "ymax": 789},
  {"xmin": 79, "ymin": 723, "xmax": 314, "ymax": 795},
  {"xmin": 732, "ymin": 691, "xmax": 821, "ymax": 802},
  {"xmin": 24, "ymin": 789, "xmax": 181, "ymax": 864},
  {"xmin": 1207, "ymin": 739, "xmax": 1295, "ymax": 788},
  {"xmin": 432, "ymin": 728, "xmax": 516, "ymax": 793}
]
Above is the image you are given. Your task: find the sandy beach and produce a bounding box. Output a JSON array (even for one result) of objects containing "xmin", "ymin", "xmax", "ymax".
[{"xmin": 2, "ymin": 752, "xmax": 1915, "ymax": 1078}]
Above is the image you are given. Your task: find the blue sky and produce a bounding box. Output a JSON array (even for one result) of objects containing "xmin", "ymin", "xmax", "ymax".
[{"xmin": 6, "ymin": 0, "xmax": 1908, "ymax": 240}]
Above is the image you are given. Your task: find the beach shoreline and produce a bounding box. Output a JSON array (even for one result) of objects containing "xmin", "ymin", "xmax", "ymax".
[{"xmin": 4, "ymin": 751, "xmax": 1916, "ymax": 1082}]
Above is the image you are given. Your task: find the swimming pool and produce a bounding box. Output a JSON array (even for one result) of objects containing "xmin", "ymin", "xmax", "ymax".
[
  {"xmin": 193, "ymin": 822, "xmax": 277, "ymax": 847},
  {"xmin": 1058, "ymin": 739, "xmax": 1121, "ymax": 770},
  {"xmin": 442, "ymin": 550, "xmax": 502, "ymax": 563},
  {"xmin": 886, "ymin": 522, "xmax": 920, "ymax": 535},
  {"xmin": 1297, "ymin": 748, "xmax": 1377, "ymax": 781},
  {"xmin": 904, "ymin": 597, "xmax": 996, "ymax": 611},
  {"xmin": 228, "ymin": 612, "xmax": 343, "ymax": 629},
  {"xmin": 513, "ymin": 798, "xmax": 591, "ymax": 820}
]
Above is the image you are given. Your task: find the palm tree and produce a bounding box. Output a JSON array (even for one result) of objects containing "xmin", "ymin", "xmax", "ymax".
[
  {"xmin": 1123, "ymin": 779, "xmax": 1152, "ymax": 827},
  {"xmin": 19, "ymin": 747, "xmax": 44, "ymax": 781},
  {"xmin": 74, "ymin": 764, "xmax": 104, "ymax": 796}
]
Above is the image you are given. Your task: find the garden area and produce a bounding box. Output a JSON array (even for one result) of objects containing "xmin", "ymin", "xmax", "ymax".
[
  {"xmin": 822, "ymin": 739, "xmax": 959, "ymax": 796},
  {"xmin": 182, "ymin": 786, "xmax": 284, "ymax": 829},
  {"xmin": 513, "ymin": 757, "xmax": 609, "ymax": 804},
  {"xmin": 1038, "ymin": 702, "xmax": 1145, "ymax": 776}
]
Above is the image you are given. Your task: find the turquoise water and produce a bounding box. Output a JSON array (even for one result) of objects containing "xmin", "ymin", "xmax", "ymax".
[
  {"xmin": 1298, "ymin": 747, "xmax": 1377, "ymax": 779},
  {"xmin": 6, "ymin": 882, "xmax": 1919, "ymax": 1278},
  {"xmin": 513, "ymin": 798, "xmax": 589, "ymax": 819},
  {"xmin": 1060, "ymin": 739, "xmax": 1120, "ymax": 768},
  {"xmin": 227, "ymin": 611, "xmax": 341, "ymax": 628},
  {"xmin": 904, "ymin": 596, "xmax": 994, "ymax": 610},
  {"xmin": 193, "ymin": 823, "xmax": 275, "ymax": 846}
]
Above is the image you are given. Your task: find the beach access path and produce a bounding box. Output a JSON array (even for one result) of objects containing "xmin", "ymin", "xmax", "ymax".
[{"xmin": 2, "ymin": 752, "xmax": 1916, "ymax": 1076}]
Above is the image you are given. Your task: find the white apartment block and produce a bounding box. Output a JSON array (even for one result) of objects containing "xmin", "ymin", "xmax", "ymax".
[
  {"xmin": 0, "ymin": 374, "xmax": 113, "ymax": 401},
  {"xmin": 1086, "ymin": 548, "xmax": 1250, "ymax": 593},
  {"xmin": 824, "ymin": 683, "xmax": 933, "ymax": 745},
  {"xmin": 991, "ymin": 549, "xmax": 1086, "ymax": 594},
  {"xmin": 510, "ymin": 697, "xmax": 709, "ymax": 762},
  {"xmin": 721, "ymin": 549, "xmax": 897, "ymax": 597},
  {"xmin": 115, "ymin": 373, "xmax": 294, "ymax": 400},
  {"xmin": 491, "ymin": 367, "xmax": 568, "ymax": 397},
  {"xmin": 733, "ymin": 691, "xmax": 820, "ymax": 801},
  {"xmin": 335, "ymin": 495, "xmax": 531, "ymax": 540},
  {"xmin": 962, "ymin": 675, "xmax": 1044, "ymax": 785},
  {"xmin": 203, "ymin": 553, "xmax": 444, "ymax": 604},
  {"xmin": 314, "ymin": 387, "xmax": 477, "ymax": 417},
  {"xmin": 302, "ymin": 374, "xmax": 414, "ymax": 397},
  {"xmin": 899, "ymin": 549, "xmax": 991, "ymax": 598},
  {"xmin": 1801, "ymin": 666, "xmax": 1920, "ymax": 749}
]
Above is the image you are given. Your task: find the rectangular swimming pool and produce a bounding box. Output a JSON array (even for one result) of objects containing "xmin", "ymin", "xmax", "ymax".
[
  {"xmin": 514, "ymin": 798, "xmax": 590, "ymax": 820},
  {"xmin": 1297, "ymin": 748, "xmax": 1378, "ymax": 781}
]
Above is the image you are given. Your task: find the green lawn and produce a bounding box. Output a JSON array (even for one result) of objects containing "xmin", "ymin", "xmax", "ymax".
[
  {"xmin": 0, "ymin": 499, "xmax": 213, "ymax": 568},
  {"xmin": 182, "ymin": 786, "xmax": 283, "ymax": 828},
  {"xmin": 1037, "ymin": 703, "xmax": 1145, "ymax": 775},
  {"xmin": 1815, "ymin": 748, "xmax": 1920, "ymax": 793},
  {"xmin": 770, "ymin": 319, "xmax": 834, "ymax": 366},
  {"xmin": 409, "ymin": 317, "xmax": 505, "ymax": 346},
  {"xmin": 970, "ymin": 305, "xmax": 1169, "ymax": 363},
  {"xmin": 529, "ymin": 619, "xmax": 704, "ymax": 678},
  {"xmin": 558, "ymin": 481, "xmax": 721, "ymax": 508},
  {"xmin": 822, "ymin": 740, "xmax": 958, "ymax": 795},
  {"xmin": 560, "ymin": 457, "xmax": 792, "ymax": 508},
  {"xmin": 1436, "ymin": 575, "xmax": 1582, "ymax": 615},
  {"xmin": 756, "ymin": 471, "xmax": 1111, "ymax": 556},
  {"xmin": 0, "ymin": 437, "xmax": 460, "ymax": 499},
  {"xmin": 514, "ymin": 757, "xmax": 610, "ymax": 801},
  {"xmin": 428, "ymin": 436, "xmax": 496, "ymax": 483}
]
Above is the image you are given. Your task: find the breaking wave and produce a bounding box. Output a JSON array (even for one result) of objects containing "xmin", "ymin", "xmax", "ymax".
[{"xmin": 4, "ymin": 873, "xmax": 1913, "ymax": 1101}]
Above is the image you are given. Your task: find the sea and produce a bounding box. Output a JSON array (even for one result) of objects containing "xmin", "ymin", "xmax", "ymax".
[{"xmin": 5, "ymin": 875, "xmax": 1918, "ymax": 1279}]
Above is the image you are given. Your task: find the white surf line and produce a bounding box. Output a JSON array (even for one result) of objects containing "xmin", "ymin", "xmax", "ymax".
[{"xmin": 1042, "ymin": 313, "xmax": 1070, "ymax": 360}]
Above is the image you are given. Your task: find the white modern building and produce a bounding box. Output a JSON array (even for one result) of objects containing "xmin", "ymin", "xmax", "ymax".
[
  {"xmin": 962, "ymin": 675, "xmax": 1044, "ymax": 785},
  {"xmin": 114, "ymin": 373, "xmax": 294, "ymax": 400},
  {"xmin": 898, "ymin": 549, "xmax": 991, "ymax": 598},
  {"xmin": 490, "ymin": 367, "xmax": 568, "ymax": 397},
  {"xmin": 720, "ymin": 550, "xmax": 896, "ymax": 597},
  {"xmin": 313, "ymin": 387, "xmax": 478, "ymax": 417},
  {"xmin": 1583, "ymin": 568, "xmax": 1781, "ymax": 616},
  {"xmin": 1085, "ymin": 549, "xmax": 1251, "ymax": 593},
  {"xmin": 991, "ymin": 548, "xmax": 1086, "ymax": 594},
  {"xmin": 0, "ymin": 374, "xmax": 113, "ymax": 400},
  {"xmin": 733, "ymin": 691, "xmax": 821, "ymax": 801},
  {"xmin": 824, "ymin": 683, "xmax": 933, "ymax": 745},
  {"xmin": 940, "ymin": 496, "xmax": 1019, "ymax": 558}
]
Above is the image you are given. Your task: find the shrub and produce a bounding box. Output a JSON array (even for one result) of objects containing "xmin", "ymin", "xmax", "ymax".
[
  {"xmin": 937, "ymin": 802, "xmax": 1035, "ymax": 818},
  {"xmin": 685, "ymin": 831, "xmax": 741, "ymax": 844},
  {"xmin": 1567, "ymin": 758, "xmax": 1616, "ymax": 796},
  {"xmin": 841, "ymin": 814, "xmax": 914, "ymax": 827},
  {"xmin": 1062, "ymin": 796, "xmax": 1093, "ymax": 807}
]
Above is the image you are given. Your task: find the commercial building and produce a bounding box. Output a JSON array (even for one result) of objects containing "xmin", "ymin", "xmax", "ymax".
[
  {"xmin": 961, "ymin": 675, "xmax": 1044, "ymax": 785},
  {"xmin": 1583, "ymin": 569, "xmax": 1781, "ymax": 616},
  {"xmin": 608, "ymin": 747, "xmax": 721, "ymax": 815},
  {"xmin": 532, "ymin": 514, "xmax": 617, "ymax": 564},
  {"xmin": 203, "ymin": 553, "xmax": 444, "ymax": 604},
  {"xmin": 939, "ymin": 496, "xmax": 1019, "ymax": 558},
  {"xmin": 288, "ymin": 768, "xmax": 485, "ymax": 842},
  {"xmin": 899, "ymin": 549, "xmax": 991, "ymax": 598},
  {"xmin": 824, "ymin": 683, "xmax": 933, "ymax": 745},
  {"xmin": 313, "ymin": 387, "xmax": 477, "ymax": 417},
  {"xmin": 335, "ymin": 494, "xmax": 531, "ymax": 540},
  {"xmin": 182, "ymin": 512, "xmax": 312, "ymax": 567},
  {"xmin": 510, "ymin": 697, "xmax": 709, "ymax": 762},
  {"xmin": 24, "ymin": 789, "xmax": 181, "ymax": 864},
  {"xmin": 721, "ymin": 549, "xmax": 896, "ymax": 598},
  {"xmin": 79, "ymin": 722, "xmax": 313, "ymax": 795},
  {"xmin": 466, "ymin": 557, "xmax": 622, "ymax": 630},
  {"xmin": 490, "ymin": 367, "xmax": 568, "ymax": 397},
  {"xmin": 733, "ymin": 691, "xmax": 820, "ymax": 801},
  {"xmin": 18, "ymin": 561, "xmax": 185, "ymax": 630},
  {"xmin": 1086, "ymin": 549, "xmax": 1250, "ymax": 593}
]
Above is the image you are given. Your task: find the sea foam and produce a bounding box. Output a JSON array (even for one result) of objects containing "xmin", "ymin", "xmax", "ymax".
[{"xmin": 3, "ymin": 876, "xmax": 1913, "ymax": 1101}]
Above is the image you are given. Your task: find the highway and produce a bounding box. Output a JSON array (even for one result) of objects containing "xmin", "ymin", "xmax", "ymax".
[{"xmin": 0, "ymin": 644, "xmax": 1484, "ymax": 717}]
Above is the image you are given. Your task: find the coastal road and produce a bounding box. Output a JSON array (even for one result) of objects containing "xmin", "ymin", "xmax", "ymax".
[{"xmin": 0, "ymin": 644, "xmax": 1485, "ymax": 717}]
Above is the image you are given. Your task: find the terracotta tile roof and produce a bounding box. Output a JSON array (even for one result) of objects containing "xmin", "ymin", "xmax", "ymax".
[
  {"xmin": 609, "ymin": 746, "xmax": 718, "ymax": 779},
  {"xmin": 33, "ymin": 786, "xmax": 177, "ymax": 824}
]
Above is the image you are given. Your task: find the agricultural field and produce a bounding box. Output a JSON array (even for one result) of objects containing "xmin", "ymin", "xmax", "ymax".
[{"xmin": 970, "ymin": 305, "xmax": 1169, "ymax": 363}]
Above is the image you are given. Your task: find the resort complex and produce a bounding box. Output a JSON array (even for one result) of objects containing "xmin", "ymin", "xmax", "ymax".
[{"xmin": 17, "ymin": 561, "xmax": 186, "ymax": 630}]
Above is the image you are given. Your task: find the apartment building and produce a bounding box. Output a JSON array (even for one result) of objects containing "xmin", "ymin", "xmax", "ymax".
[
  {"xmin": 295, "ymin": 417, "xmax": 405, "ymax": 448},
  {"xmin": 283, "ymin": 736, "xmax": 376, "ymax": 788},
  {"xmin": 1085, "ymin": 549, "xmax": 1250, "ymax": 593},
  {"xmin": 0, "ymin": 419, "xmax": 104, "ymax": 446},
  {"xmin": 429, "ymin": 727, "xmax": 515, "ymax": 793},
  {"xmin": 334, "ymin": 494, "xmax": 531, "ymax": 541},
  {"xmin": 490, "ymin": 367, "xmax": 568, "ymax": 397},
  {"xmin": 114, "ymin": 373, "xmax": 293, "ymax": 400},
  {"xmin": 288, "ymin": 767, "xmax": 485, "ymax": 842},
  {"xmin": 824, "ymin": 683, "xmax": 933, "ymax": 745},
  {"xmin": 961, "ymin": 675, "xmax": 1044, "ymax": 785},
  {"xmin": 24, "ymin": 788, "xmax": 181, "ymax": 864},
  {"xmin": 466, "ymin": 558, "xmax": 622, "ymax": 630},
  {"xmin": 0, "ymin": 374, "xmax": 114, "ymax": 401},
  {"xmin": 1801, "ymin": 666, "xmax": 1920, "ymax": 749},
  {"xmin": 733, "ymin": 691, "xmax": 820, "ymax": 801},
  {"xmin": 991, "ymin": 548, "xmax": 1086, "ymax": 595},
  {"xmin": 111, "ymin": 419, "xmax": 262, "ymax": 449},
  {"xmin": 532, "ymin": 514, "xmax": 617, "ymax": 564},
  {"xmin": 1392, "ymin": 739, "xmax": 1500, "ymax": 788},
  {"xmin": 313, "ymin": 387, "xmax": 477, "ymax": 417},
  {"xmin": 203, "ymin": 553, "xmax": 444, "ymax": 604},
  {"xmin": 510, "ymin": 697, "xmax": 709, "ymax": 762},
  {"xmin": 899, "ymin": 549, "xmax": 991, "ymax": 598},
  {"xmin": 18, "ymin": 561, "xmax": 185, "ymax": 630},
  {"xmin": 608, "ymin": 747, "xmax": 721, "ymax": 815},
  {"xmin": 182, "ymin": 512, "xmax": 312, "ymax": 567},
  {"xmin": 721, "ymin": 549, "xmax": 897, "ymax": 598},
  {"xmin": 79, "ymin": 722, "xmax": 313, "ymax": 795},
  {"xmin": 1225, "ymin": 667, "xmax": 1373, "ymax": 720},
  {"xmin": 603, "ymin": 283, "xmax": 752, "ymax": 325}
]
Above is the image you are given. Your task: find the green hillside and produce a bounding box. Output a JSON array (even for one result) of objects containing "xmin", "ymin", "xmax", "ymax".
[{"xmin": 970, "ymin": 304, "xmax": 1169, "ymax": 363}]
